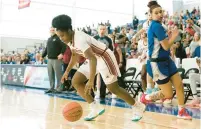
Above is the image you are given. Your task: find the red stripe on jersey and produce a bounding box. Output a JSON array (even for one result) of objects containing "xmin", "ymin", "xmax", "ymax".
[{"xmin": 90, "ymin": 44, "xmax": 118, "ymax": 76}]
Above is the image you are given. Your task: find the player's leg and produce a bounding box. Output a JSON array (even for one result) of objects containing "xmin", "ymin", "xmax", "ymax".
[
  {"xmin": 99, "ymin": 50, "xmax": 145, "ymax": 121},
  {"xmin": 140, "ymin": 59, "xmax": 192, "ymax": 120},
  {"xmin": 72, "ymin": 61, "xmax": 105, "ymax": 121},
  {"xmin": 141, "ymin": 64, "xmax": 147, "ymax": 91},
  {"xmin": 170, "ymin": 73, "xmax": 192, "ymax": 120},
  {"xmin": 72, "ymin": 71, "xmax": 93, "ymax": 103}
]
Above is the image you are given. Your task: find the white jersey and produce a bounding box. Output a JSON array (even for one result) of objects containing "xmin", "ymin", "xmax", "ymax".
[
  {"xmin": 71, "ymin": 30, "xmax": 120, "ymax": 77},
  {"xmin": 71, "ymin": 30, "xmax": 107, "ymax": 57}
]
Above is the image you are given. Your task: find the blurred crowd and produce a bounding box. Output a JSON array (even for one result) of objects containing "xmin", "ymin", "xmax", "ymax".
[{"xmin": 1, "ymin": 7, "xmax": 200, "ymax": 67}]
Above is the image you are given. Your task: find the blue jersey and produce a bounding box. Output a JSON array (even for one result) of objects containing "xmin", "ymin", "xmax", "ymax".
[
  {"xmin": 148, "ymin": 20, "xmax": 170, "ymax": 59},
  {"xmin": 147, "ymin": 20, "xmax": 178, "ymax": 85}
]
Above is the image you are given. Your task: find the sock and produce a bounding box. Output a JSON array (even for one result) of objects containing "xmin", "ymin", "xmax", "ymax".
[
  {"xmin": 96, "ymin": 90, "xmax": 100, "ymax": 95},
  {"xmin": 155, "ymin": 84, "xmax": 158, "ymax": 88},
  {"xmin": 147, "ymin": 83, "xmax": 152, "ymax": 89},
  {"xmin": 178, "ymin": 105, "xmax": 185, "ymax": 110}
]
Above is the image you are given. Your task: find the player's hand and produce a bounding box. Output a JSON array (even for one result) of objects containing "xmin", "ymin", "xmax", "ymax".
[
  {"xmin": 61, "ymin": 72, "xmax": 69, "ymax": 84},
  {"xmin": 84, "ymin": 81, "xmax": 94, "ymax": 95},
  {"xmin": 57, "ymin": 54, "xmax": 63, "ymax": 60}
]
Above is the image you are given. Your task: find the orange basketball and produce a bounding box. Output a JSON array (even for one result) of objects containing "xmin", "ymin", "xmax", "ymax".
[{"xmin": 62, "ymin": 102, "xmax": 83, "ymax": 122}]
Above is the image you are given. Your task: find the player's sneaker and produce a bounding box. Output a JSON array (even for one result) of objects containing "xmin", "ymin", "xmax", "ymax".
[
  {"xmin": 84, "ymin": 102, "xmax": 105, "ymax": 121},
  {"xmin": 138, "ymin": 93, "xmax": 152, "ymax": 104},
  {"xmin": 177, "ymin": 108, "xmax": 192, "ymax": 120},
  {"xmin": 132, "ymin": 102, "xmax": 146, "ymax": 122},
  {"xmin": 163, "ymin": 99, "xmax": 172, "ymax": 104}
]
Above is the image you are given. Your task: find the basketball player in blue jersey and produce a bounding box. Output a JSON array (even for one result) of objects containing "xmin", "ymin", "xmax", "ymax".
[
  {"xmin": 52, "ymin": 14, "xmax": 146, "ymax": 122},
  {"xmin": 139, "ymin": 1, "xmax": 192, "ymax": 120}
]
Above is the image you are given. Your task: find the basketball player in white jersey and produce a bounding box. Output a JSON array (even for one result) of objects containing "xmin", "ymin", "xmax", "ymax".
[{"xmin": 52, "ymin": 14, "xmax": 146, "ymax": 122}]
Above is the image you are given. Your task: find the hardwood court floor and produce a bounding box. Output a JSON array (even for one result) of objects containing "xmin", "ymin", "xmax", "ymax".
[{"xmin": 0, "ymin": 85, "xmax": 200, "ymax": 129}]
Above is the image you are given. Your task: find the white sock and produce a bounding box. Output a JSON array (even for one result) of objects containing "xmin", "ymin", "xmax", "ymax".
[
  {"xmin": 155, "ymin": 84, "xmax": 158, "ymax": 88},
  {"xmin": 96, "ymin": 90, "xmax": 100, "ymax": 95},
  {"xmin": 147, "ymin": 83, "xmax": 152, "ymax": 89}
]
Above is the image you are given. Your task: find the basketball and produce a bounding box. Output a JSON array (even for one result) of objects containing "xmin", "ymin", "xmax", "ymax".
[{"xmin": 62, "ymin": 102, "xmax": 83, "ymax": 122}]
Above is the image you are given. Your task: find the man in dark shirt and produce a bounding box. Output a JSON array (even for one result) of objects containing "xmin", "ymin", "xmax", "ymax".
[
  {"xmin": 133, "ymin": 16, "xmax": 139, "ymax": 30},
  {"xmin": 94, "ymin": 25, "xmax": 113, "ymax": 51},
  {"xmin": 42, "ymin": 27, "xmax": 66, "ymax": 93},
  {"xmin": 93, "ymin": 24, "xmax": 113, "ymax": 99}
]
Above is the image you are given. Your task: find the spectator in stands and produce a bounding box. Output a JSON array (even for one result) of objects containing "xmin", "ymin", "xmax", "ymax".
[
  {"xmin": 42, "ymin": 27, "xmax": 66, "ymax": 93},
  {"xmin": 186, "ymin": 57, "xmax": 201, "ymax": 107},
  {"xmin": 20, "ymin": 54, "xmax": 29, "ymax": 64},
  {"xmin": 7, "ymin": 56, "xmax": 15, "ymax": 64},
  {"xmin": 94, "ymin": 24, "xmax": 113, "ymax": 51},
  {"xmin": 106, "ymin": 20, "xmax": 111, "ymax": 34},
  {"xmin": 120, "ymin": 27, "xmax": 127, "ymax": 36},
  {"xmin": 133, "ymin": 16, "xmax": 139, "ymax": 30},
  {"xmin": 1, "ymin": 56, "xmax": 8, "ymax": 64},
  {"xmin": 127, "ymin": 43, "xmax": 138, "ymax": 59},
  {"xmin": 189, "ymin": 32, "xmax": 201, "ymax": 57},
  {"xmin": 137, "ymin": 32, "xmax": 148, "ymax": 91},
  {"xmin": 185, "ymin": 22, "xmax": 195, "ymax": 37},
  {"xmin": 175, "ymin": 41, "xmax": 187, "ymax": 62},
  {"xmin": 15, "ymin": 56, "xmax": 21, "ymax": 64},
  {"xmin": 192, "ymin": 46, "xmax": 201, "ymax": 58},
  {"xmin": 34, "ymin": 53, "xmax": 43, "ymax": 65}
]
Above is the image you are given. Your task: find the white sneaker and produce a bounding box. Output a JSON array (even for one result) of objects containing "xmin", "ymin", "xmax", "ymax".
[
  {"xmin": 112, "ymin": 94, "xmax": 117, "ymax": 99},
  {"xmin": 132, "ymin": 102, "xmax": 146, "ymax": 122},
  {"xmin": 84, "ymin": 102, "xmax": 105, "ymax": 121},
  {"xmin": 95, "ymin": 93, "xmax": 100, "ymax": 99},
  {"xmin": 163, "ymin": 99, "xmax": 172, "ymax": 104}
]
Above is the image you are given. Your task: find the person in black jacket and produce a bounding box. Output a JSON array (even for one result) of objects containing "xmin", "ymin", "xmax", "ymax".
[
  {"xmin": 42, "ymin": 27, "xmax": 66, "ymax": 93},
  {"xmin": 175, "ymin": 41, "xmax": 187, "ymax": 63}
]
